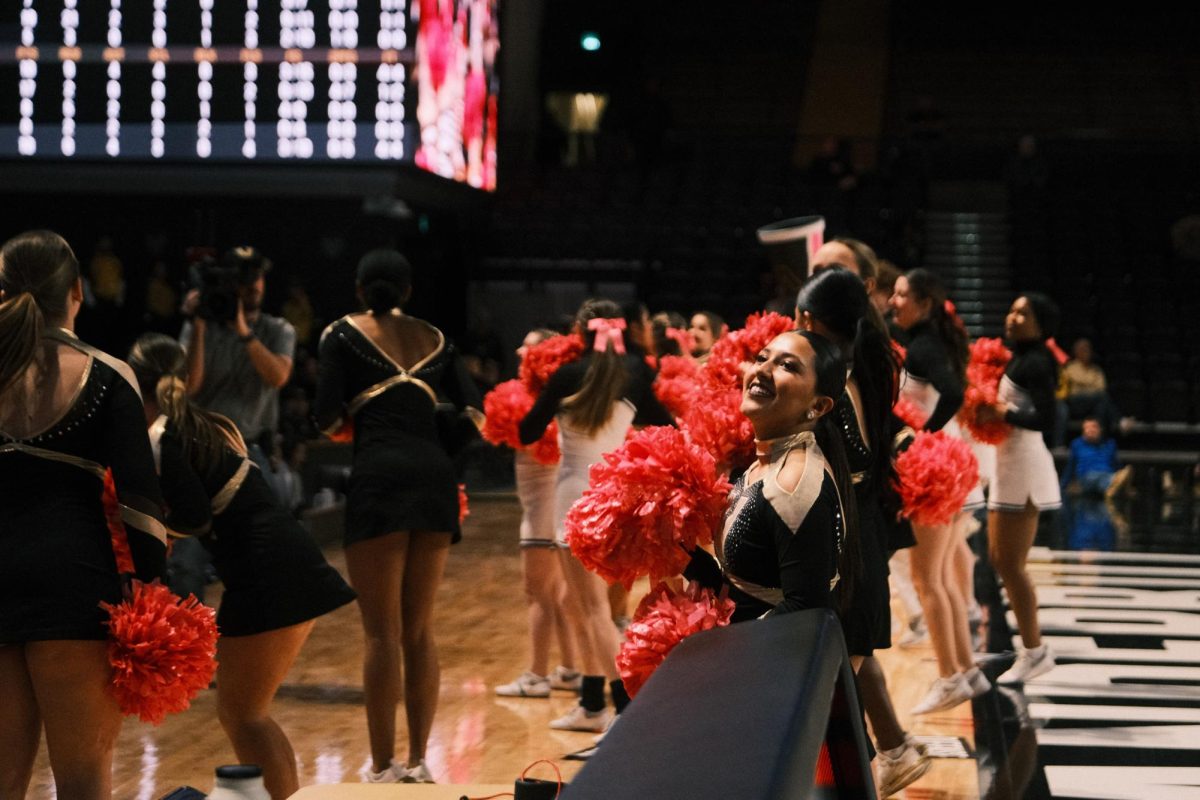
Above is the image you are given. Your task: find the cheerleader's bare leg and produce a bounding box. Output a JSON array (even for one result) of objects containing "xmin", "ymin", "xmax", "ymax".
[
  {"xmin": 909, "ymin": 522, "xmax": 960, "ymax": 677},
  {"xmin": 347, "ymin": 530, "xmax": 451, "ymax": 773},
  {"xmin": 216, "ymin": 620, "xmax": 316, "ymax": 800},
  {"xmin": 987, "ymin": 504, "xmax": 1042, "ymax": 648},
  {"xmin": 24, "ymin": 641, "xmax": 122, "ymax": 800},
  {"xmin": 556, "ymin": 550, "xmax": 620, "ymax": 679},
  {"xmin": 0, "ymin": 644, "xmax": 41, "ymax": 799},
  {"xmin": 522, "ymin": 547, "xmax": 576, "ymax": 676}
]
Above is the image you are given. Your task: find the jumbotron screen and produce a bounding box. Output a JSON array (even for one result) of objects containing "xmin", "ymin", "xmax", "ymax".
[{"xmin": 0, "ymin": 1, "xmax": 499, "ymax": 190}]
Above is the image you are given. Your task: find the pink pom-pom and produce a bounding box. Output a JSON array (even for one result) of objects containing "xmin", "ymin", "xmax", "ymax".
[
  {"xmin": 653, "ymin": 355, "xmax": 703, "ymax": 418},
  {"xmin": 100, "ymin": 581, "xmax": 218, "ymax": 725},
  {"xmin": 458, "ymin": 484, "xmax": 470, "ymax": 523},
  {"xmin": 892, "ymin": 396, "xmax": 929, "ymax": 431},
  {"xmin": 958, "ymin": 337, "xmax": 1013, "ymax": 445},
  {"xmin": 703, "ymin": 311, "xmax": 794, "ymax": 391},
  {"xmin": 518, "ymin": 334, "xmax": 586, "ymax": 395},
  {"xmin": 564, "ymin": 426, "xmax": 732, "ymax": 589},
  {"xmin": 677, "ymin": 382, "xmax": 755, "ymax": 471},
  {"xmin": 616, "ymin": 580, "xmax": 736, "ymax": 697},
  {"xmin": 894, "ymin": 431, "xmax": 979, "ymax": 526}
]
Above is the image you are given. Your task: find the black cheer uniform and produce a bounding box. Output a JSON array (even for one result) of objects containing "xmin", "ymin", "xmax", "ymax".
[
  {"xmin": 314, "ymin": 315, "xmax": 481, "ymax": 545},
  {"xmin": 685, "ymin": 433, "xmax": 842, "ymax": 624},
  {"xmin": 152, "ymin": 418, "xmax": 355, "ymax": 637},
  {"xmin": 832, "ymin": 390, "xmax": 892, "ymax": 655},
  {"xmin": 1, "ymin": 330, "xmax": 167, "ymax": 643}
]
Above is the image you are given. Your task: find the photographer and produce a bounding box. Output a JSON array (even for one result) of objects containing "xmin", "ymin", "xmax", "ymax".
[
  {"xmin": 180, "ymin": 246, "xmax": 295, "ymax": 468},
  {"xmin": 175, "ymin": 247, "xmax": 295, "ymax": 600}
]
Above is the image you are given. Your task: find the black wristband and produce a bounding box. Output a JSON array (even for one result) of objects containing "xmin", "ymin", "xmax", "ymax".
[{"xmin": 239, "ymin": 332, "xmax": 256, "ymax": 343}]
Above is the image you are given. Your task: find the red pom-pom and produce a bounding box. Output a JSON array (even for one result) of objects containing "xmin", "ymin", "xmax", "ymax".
[
  {"xmin": 653, "ymin": 355, "xmax": 703, "ymax": 418},
  {"xmin": 327, "ymin": 418, "xmax": 354, "ymax": 443},
  {"xmin": 480, "ymin": 380, "xmax": 561, "ymax": 464},
  {"xmin": 677, "ymin": 382, "xmax": 755, "ymax": 471},
  {"xmin": 703, "ymin": 311, "xmax": 795, "ymax": 391},
  {"xmin": 481, "ymin": 380, "xmax": 535, "ymax": 450},
  {"xmin": 528, "ymin": 420, "xmax": 561, "ymax": 465},
  {"xmin": 958, "ymin": 337, "xmax": 1013, "ymax": 445},
  {"xmin": 101, "ymin": 469, "xmax": 135, "ymax": 575},
  {"xmin": 100, "ymin": 580, "xmax": 218, "ymax": 725},
  {"xmin": 458, "ymin": 484, "xmax": 470, "ymax": 523},
  {"xmin": 616, "ymin": 580, "xmax": 736, "ymax": 697},
  {"xmin": 894, "ymin": 431, "xmax": 979, "ymax": 526},
  {"xmin": 518, "ymin": 334, "xmax": 586, "ymax": 395},
  {"xmin": 892, "ymin": 396, "xmax": 929, "ymax": 431},
  {"xmin": 564, "ymin": 426, "xmax": 732, "ymax": 589}
]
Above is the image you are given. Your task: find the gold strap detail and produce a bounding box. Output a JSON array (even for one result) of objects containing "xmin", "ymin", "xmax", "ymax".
[
  {"xmin": 0, "ymin": 441, "xmax": 106, "ymax": 479},
  {"xmin": 120, "ymin": 504, "xmax": 169, "ymax": 545},
  {"xmin": 347, "ymin": 372, "xmax": 438, "ymax": 415},
  {"xmin": 212, "ymin": 459, "xmax": 252, "ymax": 516}
]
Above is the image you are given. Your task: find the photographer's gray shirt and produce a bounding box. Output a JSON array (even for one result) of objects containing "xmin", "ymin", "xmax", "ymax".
[{"xmin": 180, "ymin": 314, "xmax": 296, "ymax": 442}]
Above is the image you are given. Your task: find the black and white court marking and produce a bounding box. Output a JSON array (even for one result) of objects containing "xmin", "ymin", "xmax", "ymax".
[{"xmin": 996, "ymin": 548, "xmax": 1200, "ymax": 799}]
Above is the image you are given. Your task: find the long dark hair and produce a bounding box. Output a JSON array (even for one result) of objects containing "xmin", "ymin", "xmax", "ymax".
[
  {"xmin": 1021, "ymin": 291, "xmax": 1060, "ymax": 341},
  {"xmin": 128, "ymin": 333, "xmax": 246, "ymax": 475},
  {"xmin": 562, "ymin": 298, "xmax": 631, "ymax": 434},
  {"xmin": 0, "ymin": 230, "xmax": 80, "ymax": 394},
  {"xmin": 795, "ymin": 330, "xmax": 862, "ymax": 614},
  {"xmin": 797, "ymin": 269, "xmax": 900, "ymax": 495},
  {"xmin": 904, "ymin": 268, "xmax": 968, "ymax": 381}
]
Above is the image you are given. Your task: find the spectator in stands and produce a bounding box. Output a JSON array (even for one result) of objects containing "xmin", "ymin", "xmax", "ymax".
[
  {"xmin": 1060, "ymin": 417, "xmax": 1128, "ymax": 498},
  {"xmin": 143, "ymin": 260, "xmax": 179, "ymax": 335},
  {"xmin": 687, "ymin": 310, "xmax": 726, "ymax": 364},
  {"xmin": 282, "ymin": 280, "xmax": 317, "ymax": 348},
  {"xmin": 459, "ymin": 307, "xmax": 505, "ymax": 392},
  {"xmin": 1058, "ymin": 337, "xmax": 1122, "ymax": 440}
]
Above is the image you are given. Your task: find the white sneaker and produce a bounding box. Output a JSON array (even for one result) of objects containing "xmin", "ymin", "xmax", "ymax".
[
  {"xmin": 911, "ymin": 673, "xmax": 973, "ymax": 715},
  {"xmin": 495, "ymin": 671, "xmax": 551, "ymax": 698},
  {"xmin": 898, "ymin": 615, "xmax": 929, "ymax": 648},
  {"xmin": 549, "ymin": 704, "xmax": 613, "ymax": 733},
  {"xmin": 997, "ymin": 645, "xmax": 1055, "ymax": 685},
  {"xmin": 364, "ymin": 762, "xmax": 404, "ymax": 783},
  {"xmin": 399, "ymin": 760, "xmax": 435, "ymax": 784},
  {"xmin": 965, "ymin": 666, "xmax": 992, "ymax": 697},
  {"xmin": 549, "ymin": 665, "xmax": 583, "ymax": 692},
  {"xmin": 876, "ymin": 739, "xmax": 931, "ymax": 797}
]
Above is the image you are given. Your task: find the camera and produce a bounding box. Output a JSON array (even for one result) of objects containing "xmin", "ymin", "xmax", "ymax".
[{"xmin": 187, "ymin": 246, "xmax": 269, "ymax": 323}]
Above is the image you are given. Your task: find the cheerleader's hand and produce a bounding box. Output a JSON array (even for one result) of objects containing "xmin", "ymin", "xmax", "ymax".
[{"xmin": 975, "ymin": 402, "xmax": 1005, "ymax": 425}]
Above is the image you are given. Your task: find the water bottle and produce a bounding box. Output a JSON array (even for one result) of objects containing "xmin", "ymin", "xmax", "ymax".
[{"xmin": 206, "ymin": 765, "xmax": 271, "ymax": 800}]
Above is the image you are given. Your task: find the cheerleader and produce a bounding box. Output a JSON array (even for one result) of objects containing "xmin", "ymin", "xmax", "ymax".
[
  {"xmin": 128, "ymin": 334, "xmax": 356, "ymax": 800},
  {"xmin": 796, "ymin": 269, "xmax": 930, "ymax": 795},
  {"xmin": 974, "ymin": 293, "xmax": 1062, "ymax": 684},
  {"xmin": 519, "ymin": 299, "xmax": 673, "ymax": 732},
  {"xmin": 0, "ymin": 231, "xmax": 167, "ymax": 800},
  {"xmin": 890, "ymin": 269, "xmax": 990, "ymax": 714},
  {"xmin": 494, "ymin": 329, "xmax": 581, "ymax": 698}
]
